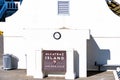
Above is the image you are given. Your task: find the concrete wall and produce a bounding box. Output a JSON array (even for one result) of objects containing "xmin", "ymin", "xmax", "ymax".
[
  {"xmin": 0, "ymin": 0, "xmax": 120, "ymax": 70},
  {"xmin": 0, "ymin": 35, "xmax": 3, "ymax": 58},
  {"xmin": 87, "ymin": 35, "xmax": 111, "ymax": 71},
  {"xmin": 25, "ymin": 29, "xmax": 89, "ymax": 78},
  {"xmin": 87, "ymin": 36, "xmax": 120, "ymax": 71}
]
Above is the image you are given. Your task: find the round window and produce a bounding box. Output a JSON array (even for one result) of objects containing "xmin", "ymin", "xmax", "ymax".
[{"xmin": 53, "ymin": 32, "xmax": 61, "ymax": 40}]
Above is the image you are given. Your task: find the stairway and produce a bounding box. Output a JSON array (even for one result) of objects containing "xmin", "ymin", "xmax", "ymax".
[
  {"xmin": 0, "ymin": 1, "xmax": 19, "ymax": 21},
  {"xmin": 106, "ymin": 0, "xmax": 120, "ymax": 16},
  {"xmin": 0, "ymin": 3, "xmax": 7, "ymax": 21},
  {"xmin": 6, "ymin": 1, "xmax": 18, "ymax": 17}
]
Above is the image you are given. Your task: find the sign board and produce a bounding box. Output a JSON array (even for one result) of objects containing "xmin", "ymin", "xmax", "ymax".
[{"xmin": 42, "ymin": 50, "xmax": 66, "ymax": 74}]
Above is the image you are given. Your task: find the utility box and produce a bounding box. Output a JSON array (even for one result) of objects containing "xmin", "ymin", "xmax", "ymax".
[
  {"xmin": 3, "ymin": 54, "xmax": 18, "ymax": 70},
  {"xmin": 3, "ymin": 54, "xmax": 12, "ymax": 70}
]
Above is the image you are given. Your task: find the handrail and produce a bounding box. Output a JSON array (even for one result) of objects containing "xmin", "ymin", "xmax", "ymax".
[
  {"xmin": 0, "ymin": 3, "xmax": 7, "ymax": 19},
  {"xmin": 6, "ymin": 2, "xmax": 18, "ymax": 9},
  {"xmin": 106, "ymin": 0, "xmax": 120, "ymax": 16}
]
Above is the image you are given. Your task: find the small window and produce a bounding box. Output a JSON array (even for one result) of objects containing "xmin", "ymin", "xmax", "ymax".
[{"xmin": 58, "ymin": 1, "xmax": 69, "ymax": 15}]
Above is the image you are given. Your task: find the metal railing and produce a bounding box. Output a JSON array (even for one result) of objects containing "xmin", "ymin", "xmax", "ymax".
[
  {"xmin": 0, "ymin": 3, "xmax": 7, "ymax": 19},
  {"xmin": 6, "ymin": 2, "xmax": 18, "ymax": 10}
]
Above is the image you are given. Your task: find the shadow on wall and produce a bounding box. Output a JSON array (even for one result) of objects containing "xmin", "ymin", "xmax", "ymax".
[
  {"xmin": 87, "ymin": 35, "xmax": 110, "ymax": 71},
  {"xmin": 74, "ymin": 50, "xmax": 79, "ymax": 78},
  {"xmin": 11, "ymin": 54, "xmax": 19, "ymax": 69},
  {"xmin": 0, "ymin": 35, "xmax": 3, "ymax": 58}
]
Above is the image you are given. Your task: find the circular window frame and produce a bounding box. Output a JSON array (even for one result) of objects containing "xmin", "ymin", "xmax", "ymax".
[{"xmin": 53, "ymin": 32, "xmax": 61, "ymax": 40}]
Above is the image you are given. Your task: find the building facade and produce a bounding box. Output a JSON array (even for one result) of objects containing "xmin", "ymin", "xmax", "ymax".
[{"xmin": 0, "ymin": 0, "xmax": 120, "ymax": 79}]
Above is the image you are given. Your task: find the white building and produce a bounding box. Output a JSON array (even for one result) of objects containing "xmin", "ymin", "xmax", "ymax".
[{"xmin": 0, "ymin": 0, "xmax": 120, "ymax": 79}]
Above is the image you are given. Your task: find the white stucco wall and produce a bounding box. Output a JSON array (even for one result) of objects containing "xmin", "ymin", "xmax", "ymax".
[
  {"xmin": 0, "ymin": 0, "xmax": 120, "ymax": 71},
  {"xmin": 25, "ymin": 29, "xmax": 89, "ymax": 78}
]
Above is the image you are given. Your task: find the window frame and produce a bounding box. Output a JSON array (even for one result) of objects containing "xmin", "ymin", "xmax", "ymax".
[{"xmin": 58, "ymin": 1, "xmax": 70, "ymax": 15}]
